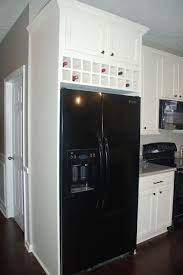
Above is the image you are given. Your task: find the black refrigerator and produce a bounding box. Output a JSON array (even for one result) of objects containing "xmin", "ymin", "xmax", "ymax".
[{"xmin": 60, "ymin": 88, "xmax": 140, "ymax": 275}]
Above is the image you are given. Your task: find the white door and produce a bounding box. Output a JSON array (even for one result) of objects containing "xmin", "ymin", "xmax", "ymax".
[
  {"xmin": 12, "ymin": 75, "xmax": 24, "ymax": 231},
  {"xmin": 156, "ymin": 185, "xmax": 174, "ymax": 231},
  {"xmin": 63, "ymin": 6, "xmax": 106, "ymax": 57},
  {"xmin": 137, "ymin": 188, "xmax": 157, "ymax": 243}
]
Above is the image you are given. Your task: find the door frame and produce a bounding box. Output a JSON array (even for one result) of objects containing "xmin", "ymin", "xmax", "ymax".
[{"xmin": 4, "ymin": 65, "xmax": 29, "ymax": 247}]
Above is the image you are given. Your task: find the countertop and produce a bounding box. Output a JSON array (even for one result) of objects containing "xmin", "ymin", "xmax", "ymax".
[
  {"xmin": 139, "ymin": 162, "xmax": 176, "ymax": 177},
  {"xmin": 175, "ymin": 158, "xmax": 183, "ymax": 169}
]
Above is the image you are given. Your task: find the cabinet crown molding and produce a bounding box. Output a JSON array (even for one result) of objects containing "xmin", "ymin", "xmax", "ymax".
[{"xmin": 58, "ymin": 0, "xmax": 149, "ymax": 35}]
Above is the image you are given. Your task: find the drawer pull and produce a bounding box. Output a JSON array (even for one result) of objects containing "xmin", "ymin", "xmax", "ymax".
[
  {"xmin": 153, "ymin": 180, "xmax": 163, "ymax": 184},
  {"xmin": 153, "ymin": 193, "xmax": 156, "ymax": 196},
  {"xmin": 159, "ymin": 191, "xmax": 163, "ymax": 194}
]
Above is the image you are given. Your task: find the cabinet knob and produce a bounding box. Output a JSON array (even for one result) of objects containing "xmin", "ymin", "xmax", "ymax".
[
  {"xmin": 111, "ymin": 52, "xmax": 114, "ymax": 56},
  {"xmin": 144, "ymin": 127, "xmax": 147, "ymax": 130},
  {"xmin": 160, "ymin": 191, "xmax": 162, "ymax": 194},
  {"xmin": 174, "ymin": 95, "xmax": 178, "ymax": 97},
  {"xmin": 101, "ymin": 50, "xmax": 105, "ymax": 54},
  {"xmin": 153, "ymin": 193, "xmax": 156, "ymax": 196},
  {"xmin": 180, "ymin": 95, "xmax": 182, "ymax": 98}
]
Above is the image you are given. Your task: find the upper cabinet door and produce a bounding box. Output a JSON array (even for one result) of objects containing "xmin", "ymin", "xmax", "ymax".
[
  {"xmin": 141, "ymin": 47, "xmax": 162, "ymax": 134},
  {"xmin": 63, "ymin": 7, "xmax": 106, "ymax": 57},
  {"xmin": 162, "ymin": 55, "xmax": 178, "ymax": 99},
  {"xmin": 109, "ymin": 22, "xmax": 140, "ymax": 65}
]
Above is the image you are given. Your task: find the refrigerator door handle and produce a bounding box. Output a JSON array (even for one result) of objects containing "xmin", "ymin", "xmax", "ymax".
[
  {"xmin": 98, "ymin": 137, "xmax": 104, "ymax": 178},
  {"xmin": 104, "ymin": 137, "xmax": 110, "ymax": 183}
]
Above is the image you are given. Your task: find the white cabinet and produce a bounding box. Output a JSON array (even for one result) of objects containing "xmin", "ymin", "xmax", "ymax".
[
  {"xmin": 62, "ymin": 3, "xmax": 147, "ymax": 65},
  {"xmin": 137, "ymin": 188, "xmax": 156, "ymax": 241},
  {"xmin": 60, "ymin": 0, "xmax": 148, "ymax": 92},
  {"xmin": 141, "ymin": 46, "xmax": 162, "ymax": 135},
  {"xmin": 161, "ymin": 55, "xmax": 176, "ymax": 99},
  {"xmin": 161, "ymin": 54, "xmax": 183, "ymax": 101},
  {"xmin": 137, "ymin": 172, "xmax": 174, "ymax": 244},
  {"xmin": 109, "ymin": 22, "xmax": 141, "ymax": 65},
  {"xmin": 178, "ymin": 61, "xmax": 183, "ymax": 100},
  {"xmin": 63, "ymin": 6, "xmax": 106, "ymax": 58},
  {"xmin": 156, "ymin": 184, "xmax": 174, "ymax": 231}
]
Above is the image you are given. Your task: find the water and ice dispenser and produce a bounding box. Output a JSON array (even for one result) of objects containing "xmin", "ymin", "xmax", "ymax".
[{"xmin": 67, "ymin": 149, "xmax": 97, "ymax": 194}]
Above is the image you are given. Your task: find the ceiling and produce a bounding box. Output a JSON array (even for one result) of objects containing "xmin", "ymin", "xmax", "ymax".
[
  {"xmin": 1, "ymin": 0, "xmax": 183, "ymax": 56},
  {"xmin": 0, "ymin": 0, "xmax": 28, "ymax": 43},
  {"xmin": 78, "ymin": 0, "xmax": 183, "ymax": 57}
]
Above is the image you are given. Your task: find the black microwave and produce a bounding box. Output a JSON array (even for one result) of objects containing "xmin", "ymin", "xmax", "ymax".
[{"xmin": 159, "ymin": 100, "xmax": 183, "ymax": 130}]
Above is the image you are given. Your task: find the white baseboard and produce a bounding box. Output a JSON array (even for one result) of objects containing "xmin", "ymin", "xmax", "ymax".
[
  {"xmin": 32, "ymin": 249, "xmax": 50, "ymax": 275},
  {"xmin": 25, "ymin": 241, "xmax": 33, "ymax": 253},
  {"xmin": 0, "ymin": 198, "xmax": 6, "ymax": 218}
]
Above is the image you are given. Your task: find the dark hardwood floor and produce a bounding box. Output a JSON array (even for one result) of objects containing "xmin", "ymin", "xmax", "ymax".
[
  {"xmin": 0, "ymin": 211, "xmax": 45, "ymax": 275},
  {"xmin": 84, "ymin": 230, "xmax": 183, "ymax": 275},
  {"xmin": 1, "ymin": 209, "xmax": 183, "ymax": 275}
]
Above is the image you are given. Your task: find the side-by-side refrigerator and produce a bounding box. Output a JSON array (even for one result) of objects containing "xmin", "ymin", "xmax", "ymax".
[{"xmin": 60, "ymin": 88, "xmax": 140, "ymax": 275}]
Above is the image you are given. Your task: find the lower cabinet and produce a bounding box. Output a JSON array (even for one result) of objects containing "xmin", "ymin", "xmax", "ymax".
[{"xmin": 137, "ymin": 172, "xmax": 175, "ymax": 244}]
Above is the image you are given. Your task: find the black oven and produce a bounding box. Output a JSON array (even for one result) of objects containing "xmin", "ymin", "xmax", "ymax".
[{"xmin": 173, "ymin": 169, "xmax": 183, "ymax": 228}]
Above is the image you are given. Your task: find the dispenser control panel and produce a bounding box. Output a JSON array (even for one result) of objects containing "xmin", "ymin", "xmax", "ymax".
[{"xmin": 67, "ymin": 149, "xmax": 97, "ymax": 194}]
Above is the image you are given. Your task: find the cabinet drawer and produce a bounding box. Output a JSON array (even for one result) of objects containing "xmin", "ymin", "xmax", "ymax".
[{"xmin": 139, "ymin": 172, "xmax": 174, "ymax": 192}]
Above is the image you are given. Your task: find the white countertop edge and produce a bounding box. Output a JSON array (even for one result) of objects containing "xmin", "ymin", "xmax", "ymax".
[{"xmin": 139, "ymin": 167, "xmax": 176, "ymax": 177}]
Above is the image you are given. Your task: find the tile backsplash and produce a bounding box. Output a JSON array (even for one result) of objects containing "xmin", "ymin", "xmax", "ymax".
[{"xmin": 140, "ymin": 130, "xmax": 183, "ymax": 156}]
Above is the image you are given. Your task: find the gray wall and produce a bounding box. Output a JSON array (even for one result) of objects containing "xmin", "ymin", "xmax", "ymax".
[
  {"xmin": 0, "ymin": 5, "xmax": 29, "ymax": 154},
  {"xmin": 0, "ymin": 6, "xmax": 29, "ymax": 205}
]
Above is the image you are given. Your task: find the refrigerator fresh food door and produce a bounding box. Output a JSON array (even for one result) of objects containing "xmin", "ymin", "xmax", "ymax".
[{"xmin": 94, "ymin": 93, "xmax": 140, "ymax": 264}]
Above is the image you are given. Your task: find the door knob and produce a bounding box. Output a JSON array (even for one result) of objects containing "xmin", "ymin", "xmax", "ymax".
[{"xmin": 8, "ymin": 156, "xmax": 14, "ymax": 160}]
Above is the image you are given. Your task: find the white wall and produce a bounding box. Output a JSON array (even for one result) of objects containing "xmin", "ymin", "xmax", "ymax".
[{"xmin": 28, "ymin": 1, "xmax": 60, "ymax": 274}]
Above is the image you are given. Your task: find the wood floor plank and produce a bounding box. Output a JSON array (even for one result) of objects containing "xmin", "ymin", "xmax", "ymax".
[
  {"xmin": 1, "ymin": 210, "xmax": 183, "ymax": 275},
  {"xmin": 0, "ymin": 212, "xmax": 45, "ymax": 275},
  {"xmin": 84, "ymin": 230, "xmax": 183, "ymax": 275}
]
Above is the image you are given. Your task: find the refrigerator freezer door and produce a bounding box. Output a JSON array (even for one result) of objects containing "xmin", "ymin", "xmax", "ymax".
[
  {"xmin": 61, "ymin": 89, "xmax": 103, "ymax": 198},
  {"xmin": 61, "ymin": 89, "xmax": 103, "ymax": 274},
  {"xmin": 61, "ymin": 89, "xmax": 102, "ymax": 150}
]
